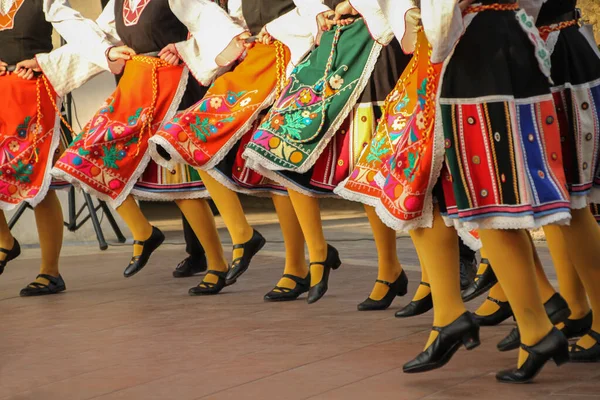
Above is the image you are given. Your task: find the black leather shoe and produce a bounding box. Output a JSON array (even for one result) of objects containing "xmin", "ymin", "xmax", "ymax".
[
  {"xmin": 395, "ymin": 282, "xmax": 432, "ymax": 318},
  {"xmin": 403, "ymin": 312, "xmax": 481, "ymax": 373},
  {"xmin": 497, "ymin": 293, "xmax": 571, "ymax": 351},
  {"xmin": 20, "ymin": 274, "xmax": 66, "ymax": 296},
  {"xmin": 264, "ymin": 273, "xmax": 310, "ymax": 302},
  {"xmin": 124, "ymin": 227, "xmax": 165, "ymax": 278},
  {"xmin": 460, "ymin": 254, "xmax": 477, "ymax": 291},
  {"xmin": 474, "ymin": 296, "xmax": 513, "ymax": 327},
  {"xmin": 462, "ymin": 258, "xmax": 497, "ymax": 302},
  {"xmin": 358, "ymin": 270, "xmax": 409, "ymax": 311},
  {"xmin": 496, "ymin": 327, "xmax": 569, "ymax": 383},
  {"xmin": 189, "ymin": 270, "xmax": 228, "ymax": 296},
  {"xmin": 225, "ymin": 230, "xmax": 266, "ymax": 286},
  {"xmin": 570, "ymin": 330, "xmax": 600, "ymax": 363},
  {"xmin": 173, "ymin": 255, "xmax": 208, "ymax": 278},
  {"xmin": 561, "ymin": 311, "xmax": 593, "ymax": 340},
  {"xmin": 0, "ymin": 238, "xmax": 21, "ymax": 276},
  {"xmin": 307, "ymin": 244, "xmax": 342, "ymax": 304}
]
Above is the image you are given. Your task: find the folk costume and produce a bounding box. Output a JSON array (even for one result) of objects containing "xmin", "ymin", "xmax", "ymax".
[
  {"xmin": 381, "ymin": 0, "xmax": 573, "ymax": 382},
  {"xmin": 150, "ymin": 0, "xmax": 329, "ymax": 297},
  {"xmin": 52, "ymin": 0, "xmax": 249, "ymax": 283},
  {"xmin": 528, "ymin": 0, "xmax": 600, "ymax": 363},
  {"xmin": 0, "ymin": 0, "xmax": 112, "ymax": 295}
]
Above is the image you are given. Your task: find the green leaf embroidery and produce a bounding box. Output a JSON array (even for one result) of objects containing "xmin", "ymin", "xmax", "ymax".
[
  {"xmin": 365, "ymin": 137, "xmax": 390, "ymax": 163},
  {"xmin": 12, "ymin": 160, "xmax": 33, "ymax": 183},
  {"xmin": 101, "ymin": 145, "xmax": 125, "ymax": 169}
]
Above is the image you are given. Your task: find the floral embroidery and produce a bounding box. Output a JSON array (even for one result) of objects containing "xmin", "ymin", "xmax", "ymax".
[
  {"xmin": 415, "ymin": 111, "xmax": 426, "ymax": 130},
  {"xmin": 12, "ymin": 159, "xmax": 33, "ymax": 183},
  {"xmin": 329, "ymin": 75, "xmax": 344, "ymax": 90},
  {"xmin": 8, "ymin": 140, "xmax": 20, "ymax": 152},
  {"xmin": 16, "ymin": 116, "xmax": 30, "ymax": 138},
  {"xmin": 210, "ymin": 97, "xmax": 223, "ymax": 109}
]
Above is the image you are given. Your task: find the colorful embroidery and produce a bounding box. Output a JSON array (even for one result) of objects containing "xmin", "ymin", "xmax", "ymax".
[
  {"xmin": 123, "ymin": 0, "xmax": 151, "ymax": 27},
  {"xmin": 0, "ymin": 0, "xmax": 23, "ymax": 31},
  {"xmin": 516, "ymin": 10, "xmax": 553, "ymax": 81},
  {"xmin": 151, "ymin": 43, "xmax": 290, "ymax": 171},
  {"xmin": 243, "ymin": 20, "xmax": 380, "ymax": 173}
]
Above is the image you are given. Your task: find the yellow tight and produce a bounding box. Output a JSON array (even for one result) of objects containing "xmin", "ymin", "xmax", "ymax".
[
  {"xmin": 410, "ymin": 206, "xmax": 466, "ymax": 349},
  {"xmin": 116, "ymin": 195, "xmax": 153, "ymax": 258},
  {"xmin": 198, "ymin": 171, "xmax": 253, "ymax": 262},
  {"xmin": 287, "ymin": 189, "xmax": 328, "ymax": 288},
  {"xmin": 412, "ymin": 263, "xmax": 431, "ymax": 302},
  {"xmin": 544, "ymin": 225, "xmax": 590, "ymax": 321},
  {"xmin": 0, "ymin": 211, "xmax": 15, "ymax": 262},
  {"xmin": 479, "ymin": 229, "xmax": 553, "ymax": 368},
  {"xmin": 271, "ymin": 194, "xmax": 308, "ymax": 291},
  {"xmin": 559, "ymin": 208, "xmax": 600, "ymax": 350},
  {"xmin": 475, "ymin": 250, "xmax": 509, "ymax": 316},
  {"xmin": 177, "ymin": 198, "xmax": 228, "ymax": 286},
  {"xmin": 364, "ymin": 205, "xmax": 403, "ymax": 300}
]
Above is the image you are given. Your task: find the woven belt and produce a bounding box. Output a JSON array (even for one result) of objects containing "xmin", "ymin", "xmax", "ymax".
[
  {"xmin": 479, "ymin": 0, "xmax": 516, "ymax": 5},
  {"xmin": 537, "ymin": 9, "xmax": 580, "ymax": 28}
]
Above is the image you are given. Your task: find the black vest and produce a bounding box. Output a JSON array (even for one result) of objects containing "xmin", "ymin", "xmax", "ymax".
[
  {"xmin": 537, "ymin": 0, "xmax": 577, "ymax": 26},
  {"xmin": 241, "ymin": 0, "xmax": 295, "ymax": 35},
  {"xmin": 0, "ymin": 0, "xmax": 53, "ymax": 65}
]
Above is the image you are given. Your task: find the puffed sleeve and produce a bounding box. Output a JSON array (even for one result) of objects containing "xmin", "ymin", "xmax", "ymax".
[
  {"xmin": 265, "ymin": 0, "xmax": 329, "ymax": 67},
  {"xmin": 375, "ymin": 0, "xmax": 420, "ymax": 52},
  {"xmin": 348, "ymin": 0, "xmax": 395, "ymax": 46},
  {"xmin": 35, "ymin": 0, "xmax": 116, "ymax": 97},
  {"xmin": 419, "ymin": 0, "xmax": 464, "ymax": 63},
  {"xmin": 169, "ymin": 0, "xmax": 246, "ymax": 85}
]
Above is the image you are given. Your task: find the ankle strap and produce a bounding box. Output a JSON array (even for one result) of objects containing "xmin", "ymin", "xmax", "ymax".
[
  {"xmin": 376, "ymin": 279, "xmax": 392, "ymax": 287},
  {"xmin": 282, "ymin": 273, "xmax": 308, "ymax": 284},
  {"xmin": 486, "ymin": 296, "xmax": 505, "ymax": 306},
  {"xmin": 480, "ymin": 258, "xmax": 490, "ymax": 265},
  {"xmin": 420, "ymin": 281, "xmax": 430, "ymax": 288},
  {"xmin": 206, "ymin": 270, "xmax": 228, "ymax": 279},
  {"xmin": 133, "ymin": 239, "xmax": 145, "ymax": 246}
]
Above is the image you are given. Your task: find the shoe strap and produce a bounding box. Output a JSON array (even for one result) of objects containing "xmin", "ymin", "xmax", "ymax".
[
  {"xmin": 205, "ymin": 270, "xmax": 228, "ymax": 279},
  {"xmin": 130, "ymin": 255, "xmax": 141, "ymax": 264},
  {"xmin": 431, "ymin": 326, "xmax": 443, "ymax": 333},
  {"xmin": 282, "ymin": 273, "xmax": 308, "ymax": 285},
  {"xmin": 587, "ymin": 330, "xmax": 600, "ymax": 342},
  {"xmin": 419, "ymin": 281, "xmax": 430, "ymax": 288},
  {"xmin": 36, "ymin": 274, "xmax": 61, "ymax": 285},
  {"xmin": 133, "ymin": 240, "xmax": 146, "ymax": 246},
  {"xmin": 0, "ymin": 247, "xmax": 10, "ymax": 254},
  {"xmin": 376, "ymin": 279, "xmax": 392, "ymax": 287},
  {"xmin": 232, "ymin": 243, "xmax": 245, "ymax": 250},
  {"xmin": 272, "ymin": 286, "xmax": 293, "ymax": 294},
  {"xmin": 486, "ymin": 296, "xmax": 505, "ymax": 306},
  {"xmin": 480, "ymin": 258, "xmax": 490, "ymax": 265},
  {"xmin": 175, "ymin": 257, "xmax": 191, "ymax": 270}
]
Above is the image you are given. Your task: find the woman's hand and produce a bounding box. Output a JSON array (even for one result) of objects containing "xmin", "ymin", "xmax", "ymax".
[
  {"xmin": 257, "ymin": 27, "xmax": 274, "ymax": 45},
  {"xmin": 316, "ymin": 10, "xmax": 335, "ymax": 31},
  {"xmin": 107, "ymin": 45, "xmax": 136, "ymax": 62},
  {"xmin": 0, "ymin": 60, "xmax": 7, "ymax": 76},
  {"xmin": 158, "ymin": 43, "xmax": 180, "ymax": 65},
  {"xmin": 14, "ymin": 58, "xmax": 41, "ymax": 80},
  {"xmin": 459, "ymin": 0, "xmax": 475, "ymax": 12},
  {"xmin": 333, "ymin": 1, "xmax": 358, "ymax": 26},
  {"xmin": 238, "ymin": 31, "xmax": 254, "ymax": 49}
]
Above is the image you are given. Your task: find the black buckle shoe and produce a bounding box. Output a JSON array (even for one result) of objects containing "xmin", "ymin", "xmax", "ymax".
[
  {"xmin": 474, "ymin": 296, "xmax": 513, "ymax": 326},
  {"xmin": 561, "ymin": 311, "xmax": 593, "ymax": 340},
  {"xmin": 307, "ymin": 244, "xmax": 342, "ymax": 304},
  {"xmin": 0, "ymin": 238, "xmax": 21, "ymax": 276},
  {"xmin": 264, "ymin": 273, "xmax": 310, "ymax": 302},
  {"xmin": 497, "ymin": 293, "xmax": 571, "ymax": 351},
  {"xmin": 20, "ymin": 274, "xmax": 66, "ymax": 297},
  {"xmin": 124, "ymin": 227, "xmax": 165, "ymax": 278},
  {"xmin": 462, "ymin": 259, "xmax": 497, "ymax": 302},
  {"xmin": 403, "ymin": 312, "xmax": 481, "ymax": 373},
  {"xmin": 395, "ymin": 282, "xmax": 432, "ymax": 318},
  {"xmin": 173, "ymin": 255, "xmax": 208, "ymax": 278},
  {"xmin": 570, "ymin": 330, "xmax": 600, "ymax": 363},
  {"xmin": 496, "ymin": 328, "xmax": 569, "ymax": 383},
  {"xmin": 189, "ymin": 270, "xmax": 228, "ymax": 296},
  {"xmin": 460, "ymin": 254, "xmax": 477, "ymax": 291},
  {"xmin": 225, "ymin": 230, "xmax": 266, "ymax": 286},
  {"xmin": 357, "ymin": 270, "xmax": 409, "ymax": 311}
]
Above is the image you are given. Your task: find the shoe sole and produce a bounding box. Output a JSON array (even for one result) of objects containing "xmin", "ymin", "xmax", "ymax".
[
  {"xmin": 20, "ymin": 286, "xmax": 66, "ymax": 297},
  {"xmin": 225, "ymin": 237, "xmax": 267, "ymax": 286}
]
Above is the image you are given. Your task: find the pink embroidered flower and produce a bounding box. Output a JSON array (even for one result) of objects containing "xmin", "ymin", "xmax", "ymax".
[
  {"xmin": 210, "ymin": 97, "xmax": 223, "ymax": 109},
  {"xmin": 391, "ymin": 116, "xmax": 406, "ymax": 131},
  {"xmin": 415, "ymin": 111, "xmax": 426, "ymax": 130},
  {"xmin": 329, "ymin": 74, "xmax": 344, "ymax": 90},
  {"xmin": 240, "ymin": 98, "xmax": 251, "ymax": 107},
  {"xmin": 8, "ymin": 141, "xmax": 20, "ymax": 152}
]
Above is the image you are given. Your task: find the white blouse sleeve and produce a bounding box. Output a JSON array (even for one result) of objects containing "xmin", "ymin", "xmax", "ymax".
[
  {"xmin": 169, "ymin": 0, "xmax": 246, "ymax": 86},
  {"xmin": 265, "ymin": 0, "xmax": 329, "ymax": 68},
  {"xmin": 36, "ymin": 0, "xmax": 115, "ymax": 97},
  {"xmin": 419, "ymin": 0, "xmax": 464, "ymax": 63},
  {"xmin": 376, "ymin": 0, "xmax": 420, "ymax": 52},
  {"xmin": 349, "ymin": 0, "xmax": 394, "ymax": 45},
  {"xmin": 227, "ymin": 0, "xmax": 248, "ymax": 30}
]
